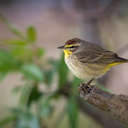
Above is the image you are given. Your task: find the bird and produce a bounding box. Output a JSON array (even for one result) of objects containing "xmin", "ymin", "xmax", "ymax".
[{"xmin": 58, "ymin": 38, "xmax": 128, "ymax": 85}]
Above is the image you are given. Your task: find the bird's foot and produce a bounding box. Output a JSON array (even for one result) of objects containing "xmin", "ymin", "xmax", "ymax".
[{"xmin": 78, "ymin": 79, "xmax": 94, "ymax": 99}]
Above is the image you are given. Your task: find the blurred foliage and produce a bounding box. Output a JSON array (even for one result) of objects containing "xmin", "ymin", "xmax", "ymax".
[{"xmin": 0, "ymin": 16, "xmax": 84, "ymax": 128}]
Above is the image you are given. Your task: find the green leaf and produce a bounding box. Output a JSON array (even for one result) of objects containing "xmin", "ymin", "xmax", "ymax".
[
  {"xmin": 27, "ymin": 26, "xmax": 36, "ymax": 43},
  {"xmin": 16, "ymin": 112, "xmax": 40, "ymax": 128},
  {"xmin": 27, "ymin": 85, "xmax": 42, "ymax": 106},
  {"xmin": 18, "ymin": 84, "xmax": 33, "ymax": 108},
  {"xmin": 57, "ymin": 53, "xmax": 68, "ymax": 87},
  {"xmin": 11, "ymin": 46, "xmax": 33, "ymax": 61},
  {"xmin": 3, "ymin": 39, "xmax": 27, "ymax": 46},
  {"xmin": 36, "ymin": 48, "xmax": 45, "ymax": 57},
  {"xmin": 72, "ymin": 77, "xmax": 82, "ymax": 87},
  {"xmin": 44, "ymin": 69, "xmax": 54, "ymax": 86},
  {"xmin": 67, "ymin": 96, "xmax": 79, "ymax": 128},
  {"xmin": 21, "ymin": 64, "xmax": 44, "ymax": 81},
  {"xmin": 39, "ymin": 99, "xmax": 53, "ymax": 117},
  {"xmin": 0, "ymin": 115, "xmax": 16, "ymax": 127},
  {"xmin": 48, "ymin": 58, "xmax": 59, "ymax": 72},
  {"xmin": 70, "ymin": 77, "xmax": 82, "ymax": 97},
  {"xmin": 0, "ymin": 50, "xmax": 19, "ymax": 72}
]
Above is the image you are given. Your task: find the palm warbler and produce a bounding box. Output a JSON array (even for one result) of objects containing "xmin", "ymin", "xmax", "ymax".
[{"xmin": 58, "ymin": 38, "xmax": 128, "ymax": 83}]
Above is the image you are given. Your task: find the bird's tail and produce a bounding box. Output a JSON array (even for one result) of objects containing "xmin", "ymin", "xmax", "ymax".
[{"xmin": 114, "ymin": 55, "xmax": 128, "ymax": 63}]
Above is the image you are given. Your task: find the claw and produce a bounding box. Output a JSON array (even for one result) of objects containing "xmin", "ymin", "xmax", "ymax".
[
  {"xmin": 79, "ymin": 78, "xmax": 95, "ymax": 98},
  {"xmin": 86, "ymin": 78, "xmax": 94, "ymax": 85}
]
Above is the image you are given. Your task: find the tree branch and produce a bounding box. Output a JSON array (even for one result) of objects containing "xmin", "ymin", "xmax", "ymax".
[
  {"xmin": 79, "ymin": 83, "xmax": 128, "ymax": 125},
  {"xmin": 58, "ymin": 83, "xmax": 124, "ymax": 127}
]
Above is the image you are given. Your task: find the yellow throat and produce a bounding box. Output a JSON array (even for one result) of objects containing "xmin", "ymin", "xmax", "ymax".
[{"xmin": 64, "ymin": 49, "xmax": 72, "ymax": 58}]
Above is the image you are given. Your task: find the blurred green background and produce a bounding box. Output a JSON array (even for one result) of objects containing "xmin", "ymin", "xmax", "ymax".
[{"xmin": 0, "ymin": 0, "xmax": 128, "ymax": 128}]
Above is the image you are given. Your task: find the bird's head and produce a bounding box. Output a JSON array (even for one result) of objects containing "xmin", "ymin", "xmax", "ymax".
[{"xmin": 58, "ymin": 38, "xmax": 81, "ymax": 58}]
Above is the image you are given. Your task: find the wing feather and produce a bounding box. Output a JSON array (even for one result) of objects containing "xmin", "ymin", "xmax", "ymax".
[{"xmin": 74, "ymin": 46, "xmax": 118, "ymax": 64}]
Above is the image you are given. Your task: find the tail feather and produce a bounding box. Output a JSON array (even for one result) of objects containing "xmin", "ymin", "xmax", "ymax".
[{"xmin": 114, "ymin": 54, "xmax": 128, "ymax": 63}]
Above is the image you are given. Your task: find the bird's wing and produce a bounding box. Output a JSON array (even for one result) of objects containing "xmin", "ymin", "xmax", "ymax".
[{"xmin": 75, "ymin": 47, "xmax": 120, "ymax": 64}]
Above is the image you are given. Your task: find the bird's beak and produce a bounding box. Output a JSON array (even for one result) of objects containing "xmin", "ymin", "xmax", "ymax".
[{"xmin": 57, "ymin": 45, "xmax": 65, "ymax": 49}]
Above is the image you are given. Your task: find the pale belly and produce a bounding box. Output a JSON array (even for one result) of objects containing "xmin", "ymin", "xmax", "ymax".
[{"xmin": 65, "ymin": 56, "xmax": 109, "ymax": 80}]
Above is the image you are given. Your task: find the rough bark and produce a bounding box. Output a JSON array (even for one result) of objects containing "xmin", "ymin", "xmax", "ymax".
[
  {"xmin": 59, "ymin": 83, "xmax": 125, "ymax": 128},
  {"xmin": 79, "ymin": 83, "xmax": 128, "ymax": 125}
]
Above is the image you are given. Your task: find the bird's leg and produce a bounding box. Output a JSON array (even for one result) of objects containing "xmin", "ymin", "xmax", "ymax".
[
  {"xmin": 79, "ymin": 78, "xmax": 94, "ymax": 97},
  {"xmin": 86, "ymin": 78, "xmax": 94, "ymax": 86}
]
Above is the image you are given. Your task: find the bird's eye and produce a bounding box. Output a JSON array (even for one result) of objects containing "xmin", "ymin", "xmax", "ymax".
[{"xmin": 69, "ymin": 46, "xmax": 75, "ymax": 48}]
